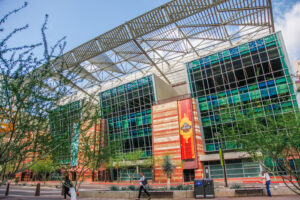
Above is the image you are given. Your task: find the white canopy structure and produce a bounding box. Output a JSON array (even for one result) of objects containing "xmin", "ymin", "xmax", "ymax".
[{"xmin": 43, "ymin": 0, "xmax": 274, "ymax": 100}]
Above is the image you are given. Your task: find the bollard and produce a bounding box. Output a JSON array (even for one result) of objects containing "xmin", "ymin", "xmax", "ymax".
[
  {"xmin": 61, "ymin": 185, "xmax": 65, "ymax": 196},
  {"xmin": 35, "ymin": 183, "xmax": 40, "ymax": 196},
  {"xmin": 5, "ymin": 183, "xmax": 10, "ymax": 196}
]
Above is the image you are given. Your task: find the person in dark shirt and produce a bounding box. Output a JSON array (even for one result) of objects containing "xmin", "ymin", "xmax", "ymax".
[{"xmin": 63, "ymin": 175, "xmax": 73, "ymax": 199}]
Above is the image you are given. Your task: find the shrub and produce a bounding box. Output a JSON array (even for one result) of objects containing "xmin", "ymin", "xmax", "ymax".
[
  {"xmin": 184, "ymin": 185, "xmax": 193, "ymax": 190},
  {"xmin": 170, "ymin": 186, "xmax": 176, "ymax": 190},
  {"xmin": 110, "ymin": 185, "xmax": 119, "ymax": 191},
  {"xmin": 176, "ymin": 184, "xmax": 184, "ymax": 190},
  {"xmin": 230, "ymin": 183, "xmax": 242, "ymax": 189},
  {"xmin": 128, "ymin": 185, "xmax": 136, "ymax": 191},
  {"xmin": 121, "ymin": 186, "xmax": 127, "ymax": 191}
]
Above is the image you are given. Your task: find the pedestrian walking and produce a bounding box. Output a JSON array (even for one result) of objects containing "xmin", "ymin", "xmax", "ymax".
[
  {"xmin": 136, "ymin": 172, "xmax": 151, "ymax": 200},
  {"xmin": 261, "ymin": 170, "xmax": 271, "ymax": 197},
  {"xmin": 63, "ymin": 175, "xmax": 73, "ymax": 199}
]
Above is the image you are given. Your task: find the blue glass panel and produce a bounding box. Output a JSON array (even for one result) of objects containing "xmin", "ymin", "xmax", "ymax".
[
  {"xmin": 250, "ymin": 47, "xmax": 257, "ymax": 52},
  {"xmin": 259, "ymin": 82, "xmax": 266, "ymax": 88},
  {"xmin": 249, "ymin": 41, "xmax": 256, "ymax": 49},
  {"xmin": 228, "ymin": 97, "xmax": 233, "ymax": 104},
  {"xmin": 127, "ymin": 83, "xmax": 132, "ymax": 91},
  {"xmin": 230, "ymin": 47, "xmax": 239, "ymax": 55},
  {"xmin": 239, "ymin": 86, "xmax": 248, "ymax": 93},
  {"xmin": 141, "ymin": 110, "xmax": 146, "ymax": 115},
  {"xmin": 204, "ymin": 56, "xmax": 210, "ymax": 63},
  {"xmin": 212, "ymin": 100, "xmax": 218, "ymax": 107},
  {"xmin": 256, "ymin": 39, "xmax": 264, "ymax": 46},
  {"xmin": 267, "ymin": 80, "xmax": 275, "ymax": 86},
  {"xmin": 130, "ymin": 113, "xmax": 135, "ymax": 118},
  {"xmin": 211, "ymin": 95, "xmax": 217, "ymax": 99},
  {"xmin": 258, "ymin": 45, "xmax": 265, "ymax": 50},
  {"xmin": 218, "ymin": 52, "xmax": 223, "ymax": 58},
  {"xmin": 261, "ymin": 89, "xmax": 268, "ymax": 97},
  {"xmin": 200, "ymin": 58, "xmax": 204, "ymax": 64},
  {"xmin": 226, "ymin": 91, "xmax": 231, "ymax": 95},
  {"xmin": 231, "ymin": 53, "xmax": 240, "ymax": 58},
  {"xmin": 206, "ymin": 96, "xmax": 211, "ymax": 101},
  {"xmin": 241, "ymin": 93, "xmax": 250, "ymax": 102}
]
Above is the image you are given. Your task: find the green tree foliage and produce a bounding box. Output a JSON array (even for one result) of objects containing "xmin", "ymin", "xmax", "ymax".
[
  {"xmin": 0, "ymin": 2, "xmax": 77, "ymax": 185},
  {"xmin": 224, "ymin": 108, "xmax": 300, "ymax": 195},
  {"xmin": 108, "ymin": 149, "xmax": 152, "ymax": 182},
  {"xmin": 30, "ymin": 156, "xmax": 59, "ymax": 181}
]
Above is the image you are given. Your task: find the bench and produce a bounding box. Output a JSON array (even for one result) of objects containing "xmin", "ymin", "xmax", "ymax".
[
  {"xmin": 141, "ymin": 191, "xmax": 173, "ymax": 199},
  {"xmin": 235, "ymin": 187, "xmax": 264, "ymax": 196}
]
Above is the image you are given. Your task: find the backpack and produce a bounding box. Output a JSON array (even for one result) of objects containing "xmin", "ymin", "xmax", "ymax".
[{"xmin": 142, "ymin": 177, "xmax": 148, "ymax": 185}]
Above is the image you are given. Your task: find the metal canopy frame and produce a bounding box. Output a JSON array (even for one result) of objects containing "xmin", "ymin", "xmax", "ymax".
[{"xmin": 46, "ymin": 0, "xmax": 274, "ymax": 96}]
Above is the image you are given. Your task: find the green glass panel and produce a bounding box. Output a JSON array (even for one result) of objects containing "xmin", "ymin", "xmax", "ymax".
[
  {"xmin": 219, "ymin": 98, "xmax": 227, "ymax": 106},
  {"xmin": 225, "ymin": 142, "xmax": 236, "ymax": 149},
  {"xmin": 223, "ymin": 50, "xmax": 230, "ymax": 57},
  {"xmin": 218, "ymin": 92, "xmax": 226, "ymax": 97},
  {"xmin": 206, "ymin": 144, "xmax": 215, "ymax": 151},
  {"xmin": 232, "ymin": 95, "xmax": 240, "ymax": 103},
  {"xmin": 239, "ymin": 43, "xmax": 249, "ymax": 52},
  {"xmin": 287, "ymin": 77, "xmax": 292, "ymax": 84},
  {"xmin": 136, "ymin": 112, "xmax": 141, "ymax": 116},
  {"xmin": 266, "ymin": 41, "xmax": 276, "ymax": 47},
  {"xmin": 224, "ymin": 56, "xmax": 230, "ymax": 61},
  {"xmin": 199, "ymin": 102, "xmax": 209, "ymax": 111},
  {"xmin": 278, "ymin": 47, "xmax": 284, "ymax": 57},
  {"xmin": 210, "ymin": 53, "xmax": 219, "ymax": 61},
  {"xmin": 146, "ymin": 109, "xmax": 151, "ymax": 114},
  {"xmin": 250, "ymin": 90, "xmax": 261, "ymax": 100},
  {"xmin": 284, "ymin": 69, "xmax": 290, "ymax": 75},
  {"xmin": 193, "ymin": 66, "xmax": 200, "ymax": 70},
  {"xmin": 264, "ymin": 35, "xmax": 275, "ymax": 43},
  {"xmin": 240, "ymin": 50, "xmax": 250, "ymax": 55},
  {"xmin": 277, "ymin": 84, "xmax": 289, "ymax": 94},
  {"xmin": 146, "ymin": 115, "xmax": 151, "ymax": 124},
  {"xmin": 211, "ymin": 60, "xmax": 219, "ymax": 64},
  {"xmin": 192, "ymin": 60, "xmax": 200, "ymax": 67},
  {"xmin": 198, "ymin": 97, "xmax": 206, "ymax": 102},
  {"xmin": 275, "ymin": 77, "xmax": 286, "ymax": 84},
  {"xmin": 136, "ymin": 117, "xmax": 142, "ymax": 126},
  {"xmin": 231, "ymin": 89, "xmax": 238, "ymax": 95},
  {"xmin": 248, "ymin": 84, "xmax": 258, "ymax": 91}
]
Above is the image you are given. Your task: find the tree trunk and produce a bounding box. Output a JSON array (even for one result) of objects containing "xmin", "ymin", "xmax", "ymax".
[{"xmin": 167, "ymin": 177, "xmax": 170, "ymax": 190}]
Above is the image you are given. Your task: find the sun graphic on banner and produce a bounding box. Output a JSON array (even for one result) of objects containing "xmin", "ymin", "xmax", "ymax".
[{"xmin": 180, "ymin": 114, "xmax": 192, "ymax": 143}]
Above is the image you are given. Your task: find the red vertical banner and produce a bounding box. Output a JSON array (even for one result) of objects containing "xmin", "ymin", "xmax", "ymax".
[{"xmin": 178, "ymin": 98, "xmax": 195, "ymax": 160}]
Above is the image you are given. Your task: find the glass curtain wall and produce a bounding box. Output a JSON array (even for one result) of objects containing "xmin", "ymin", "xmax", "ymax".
[
  {"xmin": 99, "ymin": 76, "xmax": 155, "ymax": 157},
  {"xmin": 204, "ymin": 159, "xmax": 261, "ymax": 178},
  {"xmin": 49, "ymin": 100, "xmax": 81, "ymax": 164},
  {"xmin": 187, "ymin": 33, "xmax": 298, "ymax": 152}
]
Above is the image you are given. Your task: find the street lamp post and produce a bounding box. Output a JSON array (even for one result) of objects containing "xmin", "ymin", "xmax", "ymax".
[{"xmin": 215, "ymin": 132, "xmax": 228, "ymax": 187}]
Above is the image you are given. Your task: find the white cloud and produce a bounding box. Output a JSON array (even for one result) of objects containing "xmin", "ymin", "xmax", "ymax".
[{"xmin": 275, "ymin": 2, "xmax": 300, "ymax": 62}]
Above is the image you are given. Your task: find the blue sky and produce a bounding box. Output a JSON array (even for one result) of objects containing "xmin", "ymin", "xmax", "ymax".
[{"xmin": 1, "ymin": 0, "xmax": 300, "ymax": 63}]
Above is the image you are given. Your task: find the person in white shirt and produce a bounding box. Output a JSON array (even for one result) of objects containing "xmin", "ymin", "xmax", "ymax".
[
  {"xmin": 261, "ymin": 170, "xmax": 271, "ymax": 197},
  {"xmin": 136, "ymin": 172, "xmax": 151, "ymax": 200}
]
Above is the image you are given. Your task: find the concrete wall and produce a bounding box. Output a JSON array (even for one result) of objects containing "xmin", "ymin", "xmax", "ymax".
[{"xmin": 153, "ymin": 75, "xmax": 178, "ymax": 101}]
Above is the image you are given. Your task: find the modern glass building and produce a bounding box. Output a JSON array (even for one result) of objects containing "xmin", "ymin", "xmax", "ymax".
[
  {"xmin": 186, "ymin": 32, "xmax": 298, "ymax": 152},
  {"xmin": 99, "ymin": 76, "xmax": 155, "ymax": 157},
  {"xmin": 49, "ymin": 101, "xmax": 81, "ymax": 165}
]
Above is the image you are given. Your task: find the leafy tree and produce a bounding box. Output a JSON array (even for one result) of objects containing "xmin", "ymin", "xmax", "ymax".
[
  {"xmin": 162, "ymin": 155, "xmax": 176, "ymax": 190},
  {"xmin": 0, "ymin": 2, "xmax": 77, "ymax": 185},
  {"xmin": 224, "ymin": 108, "xmax": 300, "ymax": 195},
  {"xmin": 108, "ymin": 149, "xmax": 152, "ymax": 182},
  {"xmin": 30, "ymin": 156, "xmax": 59, "ymax": 181}
]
